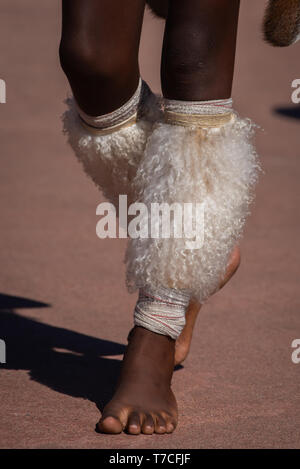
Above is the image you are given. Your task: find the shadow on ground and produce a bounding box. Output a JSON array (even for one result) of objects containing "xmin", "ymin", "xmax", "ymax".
[
  {"xmin": 274, "ymin": 105, "xmax": 300, "ymax": 120},
  {"xmin": 0, "ymin": 293, "xmax": 184, "ymax": 415},
  {"xmin": 0, "ymin": 293, "xmax": 126, "ymax": 412}
]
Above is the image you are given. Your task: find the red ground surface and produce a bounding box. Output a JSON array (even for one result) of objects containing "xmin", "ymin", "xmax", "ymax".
[{"xmin": 0, "ymin": 0, "xmax": 299, "ymax": 449}]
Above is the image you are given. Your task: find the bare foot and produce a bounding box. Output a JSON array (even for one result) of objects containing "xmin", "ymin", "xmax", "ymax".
[
  {"xmin": 98, "ymin": 246, "xmax": 241, "ymax": 434},
  {"xmin": 97, "ymin": 326, "xmax": 177, "ymax": 435},
  {"xmin": 174, "ymin": 245, "xmax": 241, "ymax": 366}
]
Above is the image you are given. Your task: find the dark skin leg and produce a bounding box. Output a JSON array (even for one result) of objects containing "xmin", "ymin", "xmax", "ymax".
[
  {"xmin": 161, "ymin": 0, "xmax": 240, "ymax": 100},
  {"xmin": 161, "ymin": 0, "xmax": 241, "ymax": 368},
  {"xmin": 60, "ymin": 0, "xmax": 145, "ymax": 115},
  {"xmin": 98, "ymin": 1, "xmax": 241, "ymax": 435},
  {"xmin": 60, "ymin": 0, "xmax": 240, "ymax": 435}
]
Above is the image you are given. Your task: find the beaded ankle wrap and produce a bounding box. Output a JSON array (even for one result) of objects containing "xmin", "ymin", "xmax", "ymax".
[
  {"xmin": 164, "ymin": 97, "xmax": 234, "ymax": 128},
  {"xmin": 134, "ymin": 285, "xmax": 190, "ymax": 340},
  {"xmin": 76, "ymin": 78, "xmax": 147, "ymax": 134}
]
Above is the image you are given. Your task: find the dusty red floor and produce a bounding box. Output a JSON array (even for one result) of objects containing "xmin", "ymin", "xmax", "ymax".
[{"xmin": 0, "ymin": 0, "xmax": 299, "ymax": 449}]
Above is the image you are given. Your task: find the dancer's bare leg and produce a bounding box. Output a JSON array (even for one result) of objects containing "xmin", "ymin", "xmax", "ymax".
[
  {"xmin": 175, "ymin": 246, "xmax": 241, "ymax": 366},
  {"xmin": 95, "ymin": 0, "xmax": 241, "ymax": 435},
  {"xmin": 161, "ymin": 0, "xmax": 240, "ymax": 100},
  {"xmin": 60, "ymin": 0, "xmax": 145, "ymax": 115},
  {"xmin": 61, "ymin": 0, "xmax": 179, "ymax": 436}
]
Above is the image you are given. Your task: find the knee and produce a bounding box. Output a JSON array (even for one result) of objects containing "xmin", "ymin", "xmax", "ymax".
[
  {"xmin": 59, "ymin": 35, "xmax": 138, "ymax": 114},
  {"xmin": 59, "ymin": 37, "xmax": 134, "ymax": 85}
]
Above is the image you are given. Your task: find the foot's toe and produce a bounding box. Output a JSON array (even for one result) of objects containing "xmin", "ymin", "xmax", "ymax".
[
  {"xmin": 126, "ymin": 411, "xmax": 142, "ymax": 435},
  {"xmin": 165, "ymin": 417, "xmax": 176, "ymax": 433},
  {"xmin": 97, "ymin": 415, "xmax": 123, "ymax": 434},
  {"xmin": 141, "ymin": 413, "xmax": 155, "ymax": 435},
  {"xmin": 161, "ymin": 411, "xmax": 176, "ymax": 433},
  {"xmin": 154, "ymin": 414, "xmax": 167, "ymax": 434}
]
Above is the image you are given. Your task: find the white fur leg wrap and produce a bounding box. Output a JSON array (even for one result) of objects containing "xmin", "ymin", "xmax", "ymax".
[
  {"xmin": 62, "ymin": 78, "xmax": 160, "ymax": 206},
  {"xmin": 126, "ymin": 98, "xmax": 261, "ymax": 304},
  {"xmin": 134, "ymin": 285, "xmax": 190, "ymax": 339}
]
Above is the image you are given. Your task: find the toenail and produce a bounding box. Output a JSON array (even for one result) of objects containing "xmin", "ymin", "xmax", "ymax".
[{"xmin": 158, "ymin": 426, "xmax": 166, "ymax": 432}]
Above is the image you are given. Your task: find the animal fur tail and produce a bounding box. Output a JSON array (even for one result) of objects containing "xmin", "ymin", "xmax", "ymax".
[{"xmin": 263, "ymin": 0, "xmax": 300, "ymax": 46}]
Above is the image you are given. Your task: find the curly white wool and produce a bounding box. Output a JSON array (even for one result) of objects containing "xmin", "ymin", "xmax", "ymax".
[
  {"xmin": 62, "ymin": 80, "xmax": 160, "ymax": 208},
  {"xmin": 125, "ymin": 113, "xmax": 261, "ymax": 303}
]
